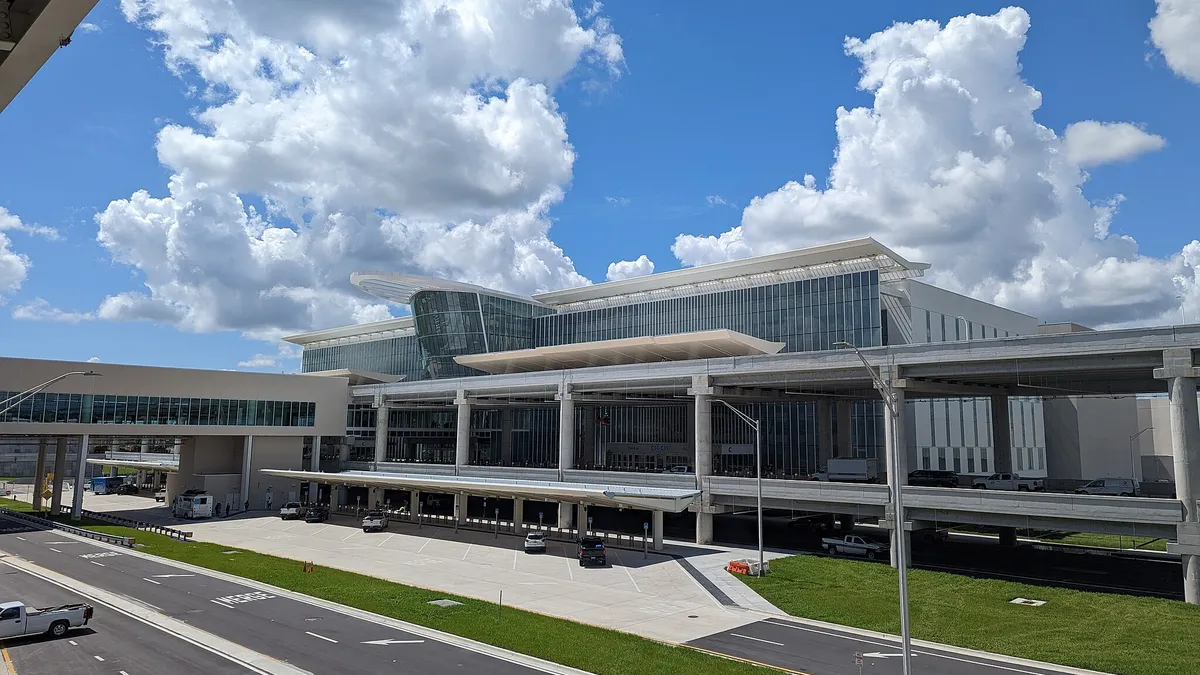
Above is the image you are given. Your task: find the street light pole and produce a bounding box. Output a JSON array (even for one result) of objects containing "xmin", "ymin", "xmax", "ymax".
[
  {"xmin": 834, "ymin": 341, "xmax": 912, "ymax": 675},
  {"xmin": 1129, "ymin": 427, "xmax": 1154, "ymax": 480},
  {"xmin": 0, "ymin": 371, "xmax": 101, "ymax": 418},
  {"xmin": 716, "ymin": 399, "xmax": 765, "ymax": 577},
  {"xmin": 1176, "ymin": 295, "xmax": 1187, "ymax": 324},
  {"xmin": 955, "ymin": 315, "xmax": 969, "ymax": 341}
]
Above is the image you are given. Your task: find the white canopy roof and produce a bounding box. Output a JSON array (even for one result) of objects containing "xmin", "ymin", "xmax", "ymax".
[
  {"xmin": 86, "ymin": 458, "xmax": 178, "ymax": 473},
  {"xmin": 455, "ymin": 329, "xmax": 785, "ymax": 374},
  {"xmin": 260, "ymin": 469, "xmax": 701, "ymax": 512}
]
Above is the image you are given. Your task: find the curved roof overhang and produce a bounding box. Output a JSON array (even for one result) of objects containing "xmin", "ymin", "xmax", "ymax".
[
  {"xmin": 260, "ymin": 469, "xmax": 700, "ymax": 513},
  {"xmin": 351, "ymin": 272, "xmax": 550, "ymax": 307},
  {"xmin": 86, "ymin": 458, "xmax": 178, "ymax": 473}
]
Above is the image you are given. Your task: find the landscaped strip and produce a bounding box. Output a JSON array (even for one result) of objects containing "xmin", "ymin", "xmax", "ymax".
[
  {"xmin": 744, "ymin": 554, "xmax": 1199, "ymax": 675},
  {"xmin": 0, "ymin": 499, "xmax": 768, "ymax": 675}
]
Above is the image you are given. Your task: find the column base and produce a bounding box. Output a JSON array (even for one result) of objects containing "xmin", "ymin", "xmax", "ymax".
[{"xmin": 695, "ymin": 511, "xmax": 713, "ymax": 545}]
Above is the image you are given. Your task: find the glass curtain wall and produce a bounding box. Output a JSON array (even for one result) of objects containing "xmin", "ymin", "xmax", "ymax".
[
  {"xmin": 302, "ymin": 334, "xmax": 425, "ymax": 381},
  {"xmin": 383, "ymin": 408, "xmax": 457, "ymax": 464},
  {"xmin": 0, "ymin": 392, "xmax": 315, "ymax": 427}
]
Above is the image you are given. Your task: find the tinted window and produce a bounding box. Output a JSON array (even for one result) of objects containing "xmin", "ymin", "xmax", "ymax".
[{"xmin": 0, "ymin": 607, "xmax": 19, "ymax": 620}]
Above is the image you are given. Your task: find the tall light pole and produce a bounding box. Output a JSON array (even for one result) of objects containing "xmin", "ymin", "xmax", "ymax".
[
  {"xmin": 0, "ymin": 371, "xmax": 101, "ymax": 418},
  {"xmin": 1129, "ymin": 427, "xmax": 1154, "ymax": 480},
  {"xmin": 955, "ymin": 315, "xmax": 969, "ymax": 341},
  {"xmin": 834, "ymin": 341, "xmax": 912, "ymax": 675},
  {"xmin": 1176, "ymin": 295, "xmax": 1187, "ymax": 324},
  {"xmin": 716, "ymin": 399, "xmax": 765, "ymax": 577}
]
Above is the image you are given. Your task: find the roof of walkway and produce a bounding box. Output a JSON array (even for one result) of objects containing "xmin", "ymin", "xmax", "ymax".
[{"xmin": 261, "ymin": 469, "xmax": 701, "ymax": 512}]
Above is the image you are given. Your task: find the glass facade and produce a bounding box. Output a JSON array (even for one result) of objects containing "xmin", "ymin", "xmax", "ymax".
[
  {"xmin": 0, "ymin": 392, "xmax": 315, "ymax": 427},
  {"xmin": 302, "ymin": 334, "xmax": 425, "ymax": 382},
  {"xmin": 410, "ymin": 290, "xmax": 554, "ymax": 379}
]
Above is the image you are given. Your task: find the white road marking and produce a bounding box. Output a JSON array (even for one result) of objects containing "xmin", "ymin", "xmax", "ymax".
[
  {"xmin": 517, "ymin": 582, "xmax": 557, "ymax": 586},
  {"xmin": 731, "ymin": 633, "xmax": 784, "ymax": 646},
  {"xmin": 214, "ymin": 591, "xmax": 274, "ymax": 605},
  {"xmin": 282, "ymin": 522, "xmax": 305, "ymax": 532},
  {"xmin": 416, "ymin": 538, "xmax": 431, "ymax": 554},
  {"xmin": 611, "ymin": 551, "xmax": 641, "ymax": 593},
  {"xmin": 310, "ymin": 525, "xmax": 330, "ymax": 537},
  {"xmin": 120, "ymin": 671, "xmax": 130, "ymax": 675},
  {"xmin": 305, "ymin": 631, "xmax": 338, "ymax": 643},
  {"xmin": 48, "ymin": 548, "xmax": 62, "ymax": 553},
  {"xmin": 143, "ymin": 578, "xmax": 161, "ymax": 585},
  {"xmin": 68, "ymin": 640, "xmax": 77, "ymax": 646},
  {"xmin": 44, "ymin": 541, "xmax": 75, "ymax": 545},
  {"xmin": 342, "ymin": 531, "xmax": 357, "ymax": 541},
  {"xmin": 512, "ymin": 549, "xmax": 518, "ymax": 570},
  {"xmin": 151, "ymin": 574, "xmax": 195, "ymax": 578},
  {"xmin": 90, "ymin": 561, "xmax": 105, "ymax": 567},
  {"xmin": 377, "ymin": 533, "xmax": 395, "ymax": 547},
  {"xmin": 461, "ymin": 544, "xmax": 473, "ymax": 561},
  {"xmin": 14, "ymin": 537, "xmax": 24, "ymax": 541},
  {"xmin": 565, "ymin": 556, "xmax": 574, "ymax": 581},
  {"xmin": 362, "ymin": 638, "xmax": 425, "ymax": 645},
  {"xmin": 210, "ymin": 599, "xmax": 233, "ymax": 608},
  {"xmin": 94, "ymin": 655, "xmax": 105, "ymax": 661}
]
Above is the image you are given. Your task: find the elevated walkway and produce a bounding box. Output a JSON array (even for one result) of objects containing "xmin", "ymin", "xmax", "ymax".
[{"xmin": 85, "ymin": 451, "xmax": 179, "ymax": 473}]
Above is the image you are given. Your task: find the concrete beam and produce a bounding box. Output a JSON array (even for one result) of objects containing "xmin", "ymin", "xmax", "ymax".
[{"xmin": 898, "ymin": 378, "xmax": 1014, "ymax": 397}]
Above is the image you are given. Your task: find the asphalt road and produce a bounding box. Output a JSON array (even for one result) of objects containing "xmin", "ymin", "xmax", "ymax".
[
  {"xmin": 0, "ymin": 518, "xmax": 554, "ymax": 675},
  {"xmin": 689, "ymin": 617, "xmax": 1072, "ymax": 675},
  {"xmin": 0, "ymin": 547, "xmax": 249, "ymax": 675}
]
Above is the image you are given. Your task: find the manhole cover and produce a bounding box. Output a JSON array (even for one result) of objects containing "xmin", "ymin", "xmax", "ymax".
[{"xmin": 428, "ymin": 599, "xmax": 463, "ymax": 608}]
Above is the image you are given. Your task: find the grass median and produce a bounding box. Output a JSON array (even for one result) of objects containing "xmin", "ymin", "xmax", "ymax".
[
  {"xmin": 744, "ymin": 554, "xmax": 1198, "ymax": 675},
  {"xmin": 0, "ymin": 499, "xmax": 769, "ymax": 675}
]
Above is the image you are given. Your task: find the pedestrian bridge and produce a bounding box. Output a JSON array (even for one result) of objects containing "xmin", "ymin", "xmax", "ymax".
[{"xmin": 85, "ymin": 451, "xmax": 179, "ymax": 473}]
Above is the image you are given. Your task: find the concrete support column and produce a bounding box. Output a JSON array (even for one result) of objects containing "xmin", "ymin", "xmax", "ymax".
[
  {"xmin": 835, "ymin": 400, "xmax": 853, "ymax": 458},
  {"xmin": 455, "ymin": 391, "xmax": 471, "ymax": 470},
  {"xmin": 456, "ymin": 492, "xmax": 468, "ymax": 523},
  {"xmin": 500, "ymin": 408, "xmax": 514, "ymax": 466},
  {"xmin": 817, "ymin": 399, "xmax": 833, "ymax": 472},
  {"xmin": 308, "ymin": 435, "xmax": 321, "ymax": 502},
  {"xmin": 514, "ymin": 497, "xmax": 525, "ymax": 532},
  {"xmin": 689, "ymin": 375, "xmax": 715, "ymax": 545},
  {"xmin": 990, "ymin": 395, "xmax": 1013, "ymax": 474},
  {"xmin": 50, "ymin": 437, "xmax": 67, "ymax": 514},
  {"xmin": 409, "ymin": 490, "xmax": 419, "ymax": 520},
  {"xmin": 881, "ymin": 370, "xmax": 908, "ymax": 569},
  {"xmin": 652, "ymin": 510, "xmax": 664, "ymax": 551},
  {"xmin": 71, "ymin": 434, "xmax": 90, "ymax": 520},
  {"xmin": 838, "ymin": 514, "xmax": 854, "ymax": 532},
  {"xmin": 580, "ymin": 504, "xmax": 589, "ymax": 535},
  {"xmin": 558, "ymin": 501, "xmax": 574, "ymax": 530},
  {"xmin": 107, "ymin": 465, "xmax": 117, "ymax": 478},
  {"xmin": 1155, "ymin": 348, "xmax": 1200, "ymax": 604},
  {"xmin": 240, "ymin": 435, "xmax": 253, "ymax": 512},
  {"xmin": 556, "ymin": 386, "xmax": 576, "ymax": 473},
  {"xmin": 33, "ymin": 439, "xmax": 48, "ymax": 511},
  {"xmin": 140, "ymin": 439, "xmax": 150, "ymax": 454},
  {"xmin": 374, "ymin": 401, "xmax": 389, "ymax": 469}
]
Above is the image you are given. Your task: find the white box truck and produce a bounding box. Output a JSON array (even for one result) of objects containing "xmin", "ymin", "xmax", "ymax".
[
  {"xmin": 812, "ymin": 458, "xmax": 880, "ymax": 483},
  {"xmin": 172, "ymin": 490, "xmax": 214, "ymax": 519}
]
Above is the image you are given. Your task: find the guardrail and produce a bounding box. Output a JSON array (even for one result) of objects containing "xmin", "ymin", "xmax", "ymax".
[
  {"xmin": 0, "ymin": 507, "xmax": 135, "ymax": 547},
  {"xmin": 67, "ymin": 507, "xmax": 193, "ymax": 542}
]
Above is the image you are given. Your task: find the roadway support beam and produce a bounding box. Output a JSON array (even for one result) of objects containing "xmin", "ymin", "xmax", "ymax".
[
  {"xmin": 71, "ymin": 434, "xmax": 90, "ymax": 520},
  {"xmin": 308, "ymin": 435, "xmax": 321, "ymax": 502},
  {"xmin": 689, "ymin": 375, "xmax": 715, "ymax": 544},
  {"xmin": 652, "ymin": 510, "xmax": 664, "ymax": 551},
  {"xmin": 455, "ymin": 391, "xmax": 471, "ymax": 470},
  {"xmin": 990, "ymin": 395, "xmax": 1013, "ymax": 474},
  {"xmin": 1155, "ymin": 348, "xmax": 1200, "ymax": 604},
  {"xmin": 514, "ymin": 497, "xmax": 525, "ymax": 532},
  {"xmin": 32, "ymin": 439, "xmax": 47, "ymax": 512}
]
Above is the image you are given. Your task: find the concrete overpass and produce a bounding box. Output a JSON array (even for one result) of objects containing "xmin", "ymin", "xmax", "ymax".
[{"xmin": 1, "ymin": 0, "xmax": 100, "ymax": 113}]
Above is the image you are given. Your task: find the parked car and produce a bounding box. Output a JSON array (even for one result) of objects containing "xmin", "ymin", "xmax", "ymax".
[
  {"xmin": 362, "ymin": 510, "xmax": 388, "ymax": 532},
  {"xmin": 1075, "ymin": 477, "xmax": 1139, "ymax": 497},
  {"xmin": 115, "ymin": 483, "xmax": 140, "ymax": 495},
  {"xmin": 154, "ymin": 490, "xmax": 166, "ymax": 502},
  {"xmin": 304, "ymin": 505, "xmax": 329, "ymax": 522},
  {"xmin": 0, "ymin": 601, "xmax": 93, "ymax": 639},
  {"xmin": 279, "ymin": 502, "xmax": 307, "ymax": 520},
  {"xmin": 972, "ymin": 473, "xmax": 1045, "ymax": 491},
  {"xmin": 523, "ymin": 532, "xmax": 547, "ymax": 553},
  {"xmin": 821, "ymin": 534, "xmax": 887, "ymax": 560},
  {"xmin": 577, "ymin": 536, "xmax": 607, "ymax": 567},
  {"xmin": 908, "ymin": 469, "xmax": 960, "ymax": 488}
]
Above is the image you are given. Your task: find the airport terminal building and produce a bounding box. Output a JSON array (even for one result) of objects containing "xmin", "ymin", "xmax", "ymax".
[{"xmin": 288, "ymin": 239, "xmax": 1049, "ymax": 480}]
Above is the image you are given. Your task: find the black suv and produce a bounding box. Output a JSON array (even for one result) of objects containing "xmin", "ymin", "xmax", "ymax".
[
  {"xmin": 908, "ymin": 470, "xmax": 960, "ymax": 488},
  {"xmin": 304, "ymin": 505, "xmax": 329, "ymax": 523},
  {"xmin": 578, "ymin": 536, "xmax": 607, "ymax": 567},
  {"xmin": 116, "ymin": 483, "xmax": 140, "ymax": 495}
]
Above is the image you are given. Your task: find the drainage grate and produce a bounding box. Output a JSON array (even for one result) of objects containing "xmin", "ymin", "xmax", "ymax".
[
  {"xmin": 428, "ymin": 599, "xmax": 464, "ymax": 608},
  {"xmin": 1010, "ymin": 597, "xmax": 1046, "ymax": 607}
]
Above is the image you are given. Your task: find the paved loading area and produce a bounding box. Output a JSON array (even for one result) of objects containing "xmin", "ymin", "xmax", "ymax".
[{"xmin": 76, "ymin": 493, "xmax": 764, "ymax": 643}]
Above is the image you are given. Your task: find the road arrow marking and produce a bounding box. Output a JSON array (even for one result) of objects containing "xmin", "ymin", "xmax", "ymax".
[
  {"xmin": 862, "ymin": 652, "xmax": 914, "ymax": 659},
  {"xmin": 361, "ymin": 638, "xmax": 425, "ymax": 646}
]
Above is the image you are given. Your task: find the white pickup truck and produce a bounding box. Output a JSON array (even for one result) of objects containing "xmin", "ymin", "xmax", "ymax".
[
  {"xmin": 972, "ymin": 473, "xmax": 1045, "ymax": 491},
  {"xmin": 361, "ymin": 510, "xmax": 388, "ymax": 533},
  {"xmin": 0, "ymin": 601, "xmax": 94, "ymax": 639},
  {"xmin": 821, "ymin": 534, "xmax": 888, "ymax": 560}
]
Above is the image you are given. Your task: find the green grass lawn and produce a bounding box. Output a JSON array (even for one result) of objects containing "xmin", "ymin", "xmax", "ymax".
[
  {"xmin": 0, "ymin": 498, "xmax": 770, "ymax": 675},
  {"xmin": 1049, "ymin": 532, "xmax": 1168, "ymax": 552},
  {"xmin": 745, "ymin": 555, "xmax": 1199, "ymax": 675}
]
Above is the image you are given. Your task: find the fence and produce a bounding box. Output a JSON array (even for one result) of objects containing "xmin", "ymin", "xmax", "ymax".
[
  {"xmin": 63, "ymin": 506, "xmax": 193, "ymax": 542},
  {"xmin": 0, "ymin": 507, "xmax": 134, "ymax": 547}
]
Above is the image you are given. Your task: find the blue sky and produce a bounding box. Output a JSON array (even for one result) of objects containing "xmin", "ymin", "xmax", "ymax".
[{"xmin": 1, "ymin": 1, "xmax": 1197, "ymax": 371}]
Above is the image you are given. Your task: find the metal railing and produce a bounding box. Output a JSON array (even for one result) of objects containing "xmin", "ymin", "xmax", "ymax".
[
  {"xmin": 66, "ymin": 507, "xmax": 193, "ymax": 542},
  {"xmin": 0, "ymin": 507, "xmax": 134, "ymax": 547}
]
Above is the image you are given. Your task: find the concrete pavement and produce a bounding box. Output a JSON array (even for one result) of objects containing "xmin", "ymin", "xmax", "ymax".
[{"xmin": 0, "ymin": 515, "xmax": 591, "ymax": 675}]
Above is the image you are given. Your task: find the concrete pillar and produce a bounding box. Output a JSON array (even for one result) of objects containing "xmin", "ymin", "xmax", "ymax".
[
  {"xmin": 558, "ymin": 501, "xmax": 574, "ymax": 530},
  {"xmin": 501, "ymin": 408, "xmax": 514, "ymax": 466},
  {"xmin": 838, "ymin": 514, "xmax": 854, "ymax": 532},
  {"xmin": 108, "ymin": 465, "xmax": 118, "ymax": 478},
  {"xmin": 990, "ymin": 395, "xmax": 1013, "ymax": 474},
  {"xmin": 455, "ymin": 391, "xmax": 471, "ymax": 469},
  {"xmin": 50, "ymin": 437, "xmax": 67, "ymax": 514},
  {"xmin": 33, "ymin": 439, "xmax": 48, "ymax": 511},
  {"xmin": 882, "ymin": 371, "xmax": 908, "ymax": 569},
  {"xmin": 374, "ymin": 403, "xmax": 389, "ymax": 468},
  {"xmin": 835, "ymin": 400, "xmax": 853, "ymax": 458},
  {"xmin": 696, "ymin": 510, "xmax": 713, "ymax": 545},
  {"xmin": 71, "ymin": 434, "xmax": 90, "ymax": 520},
  {"xmin": 999, "ymin": 527, "xmax": 1018, "ymax": 547},
  {"xmin": 308, "ymin": 435, "xmax": 321, "ymax": 502},
  {"xmin": 689, "ymin": 375, "xmax": 715, "ymax": 545},
  {"xmin": 140, "ymin": 439, "xmax": 150, "ymax": 454},
  {"xmin": 514, "ymin": 497, "xmax": 524, "ymax": 532},
  {"xmin": 240, "ymin": 435, "xmax": 253, "ymax": 511},
  {"xmin": 409, "ymin": 489, "xmax": 419, "ymax": 520},
  {"xmin": 817, "ymin": 399, "xmax": 833, "ymax": 472},
  {"xmin": 557, "ymin": 386, "xmax": 576, "ymax": 472},
  {"xmin": 456, "ymin": 492, "xmax": 468, "ymax": 523},
  {"xmin": 1154, "ymin": 348, "xmax": 1200, "ymax": 604},
  {"xmin": 652, "ymin": 510, "xmax": 664, "ymax": 551}
]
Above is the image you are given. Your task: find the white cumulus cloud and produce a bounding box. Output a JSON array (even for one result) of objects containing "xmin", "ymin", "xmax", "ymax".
[
  {"xmin": 672, "ymin": 8, "xmax": 1199, "ymax": 329},
  {"xmin": 706, "ymin": 194, "xmax": 735, "ymax": 208},
  {"xmin": 1063, "ymin": 121, "xmax": 1165, "ymax": 167},
  {"xmin": 86, "ymin": 356, "xmax": 101, "ymax": 363},
  {"xmin": 1150, "ymin": 0, "xmax": 1200, "ymax": 85},
  {"xmin": 605, "ymin": 255, "xmax": 655, "ymax": 281},
  {"xmin": 605, "ymin": 196, "xmax": 631, "ymax": 206},
  {"xmin": 95, "ymin": 0, "xmax": 624, "ymax": 343},
  {"xmin": 12, "ymin": 298, "xmax": 95, "ymax": 323},
  {"xmin": 0, "ymin": 207, "xmax": 60, "ymax": 300}
]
